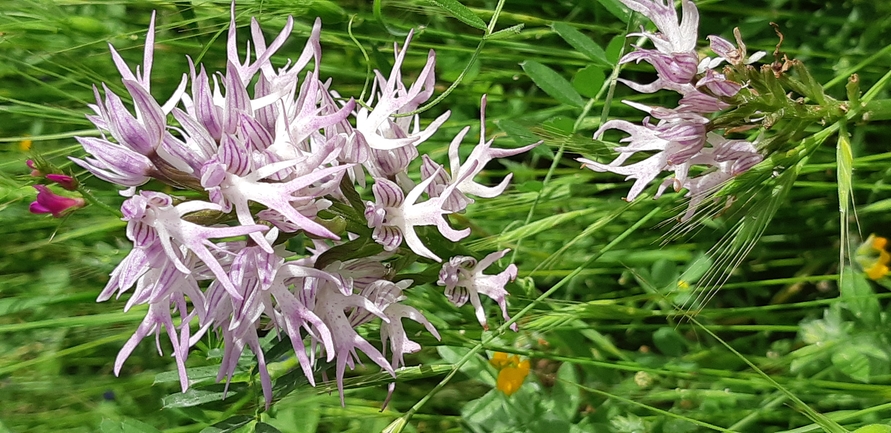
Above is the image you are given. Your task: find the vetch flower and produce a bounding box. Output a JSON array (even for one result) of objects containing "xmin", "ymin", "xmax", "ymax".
[
  {"xmin": 26, "ymin": 159, "xmax": 42, "ymax": 177},
  {"xmin": 26, "ymin": 157, "xmax": 80, "ymax": 190},
  {"xmin": 438, "ymin": 249, "xmax": 518, "ymax": 331},
  {"xmin": 29, "ymin": 185, "xmax": 85, "ymax": 217},
  {"xmin": 489, "ymin": 352, "xmax": 530, "ymax": 397},
  {"xmin": 856, "ymin": 234, "xmax": 891, "ymax": 280},
  {"xmin": 45, "ymin": 174, "xmax": 78, "ymax": 191}
]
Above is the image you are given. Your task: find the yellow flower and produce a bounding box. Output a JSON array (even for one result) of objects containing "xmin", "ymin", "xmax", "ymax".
[
  {"xmin": 489, "ymin": 352, "xmax": 530, "ymax": 396},
  {"xmin": 856, "ymin": 234, "xmax": 891, "ymax": 280},
  {"xmin": 19, "ymin": 137, "xmax": 32, "ymax": 152},
  {"xmin": 489, "ymin": 351, "xmax": 511, "ymax": 369}
]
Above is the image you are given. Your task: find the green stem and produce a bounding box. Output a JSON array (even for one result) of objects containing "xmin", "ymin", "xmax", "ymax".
[
  {"xmin": 860, "ymin": 99, "xmax": 891, "ymax": 122},
  {"xmin": 393, "ymin": 205, "xmax": 663, "ymax": 430},
  {"xmin": 77, "ymin": 186, "xmax": 122, "ymax": 218},
  {"xmin": 347, "ymin": 15, "xmax": 373, "ymax": 103},
  {"xmin": 373, "ymin": 0, "xmax": 409, "ymax": 37},
  {"xmin": 579, "ymin": 383, "xmax": 735, "ymax": 432},
  {"xmin": 509, "ymin": 18, "xmax": 631, "ymax": 265},
  {"xmin": 690, "ymin": 316, "xmax": 848, "ymax": 433},
  {"xmin": 393, "ymin": 0, "xmax": 508, "ymax": 117}
]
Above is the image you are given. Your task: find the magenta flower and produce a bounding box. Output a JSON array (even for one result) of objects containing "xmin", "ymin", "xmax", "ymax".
[
  {"xmin": 616, "ymin": 0, "xmax": 745, "ymax": 106},
  {"xmin": 119, "ymin": 191, "xmax": 268, "ymax": 300},
  {"xmin": 199, "ymin": 154, "xmax": 353, "ymax": 251},
  {"xmin": 656, "ymin": 133, "xmax": 763, "ymax": 221},
  {"xmin": 45, "ymin": 174, "xmax": 77, "ymax": 191},
  {"xmin": 26, "ymin": 159, "xmax": 42, "ymax": 177},
  {"xmin": 580, "ymin": 102, "xmax": 709, "ymax": 201},
  {"xmin": 355, "ymin": 29, "xmax": 448, "ymax": 152},
  {"xmin": 29, "ymin": 185, "xmax": 85, "ymax": 217}
]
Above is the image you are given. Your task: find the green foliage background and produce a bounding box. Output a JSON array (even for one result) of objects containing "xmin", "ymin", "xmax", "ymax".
[{"xmin": 3, "ymin": 0, "xmax": 891, "ymax": 432}]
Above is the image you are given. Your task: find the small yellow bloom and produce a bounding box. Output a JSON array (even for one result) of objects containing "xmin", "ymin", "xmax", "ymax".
[
  {"xmin": 856, "ymin": 234, "xmax": 891, "ymax": 280},
  {"xmin": 19, "ymin": 137, "xmax": 32, "ymax": 152},
  {"xmin": 489, "ymin": 352, "xmax": 530, "ymax": 396},
  {"xmin": 489, "ymin": 351, "xmax": 511, "ymax": 369}
]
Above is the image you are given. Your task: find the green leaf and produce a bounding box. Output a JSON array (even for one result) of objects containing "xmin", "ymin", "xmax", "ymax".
[
  {"xmin": 315, "ymin": 236, "xmax": 384, "ymax": 270},
  {"xmin": 597, "ymin": 0, "xmax": 631, "ymax": 22},
  {"xmin": 254, "ymin": 422, "xmax": 282, "ymax": 433},
  {"xmin": 551, "ymin": 22, "xmax": 611, "ymax": 66},
  {"xmin": 497, "ymin": 119, "xmax": 540, "ymax": 147},
  {"xmin": 662, "ymin": 419, "xmax": 698, "ymax": 433},
  {"xmin": 99, "ymin": 419, "xmax": 122, "ymax": 433},
  {"xmin": 573, "ymin": 65, "xmax": 606, "ymax": 99},
  {"xmin": 551, "ymin": 363, "xmax": 580, "ymax": 421},
  {"xmin": 853, "ymin": 425, "xmax": 891, "ymax": 433},
  {"xmin": 487, "ymin": 23, "xmax": 525, "ymax": 40},
  {"xmin": 541, "ymin": 116, "xmax": 575, "ymax": 135},
  {"xmin": 606, "ymin": 34, "xmax": 627, "ymax": 65},
  {"xmin": 154, "ymin": 365, "xmax": 220, "ymax": 386},
  {"xmin": 462, "ymin": 390, "xmax": 508, "ymax": 426},
  {"xmin": 831, "ymin": 346, "xmax": 871, "ymax": 383},
  {"xmin": 516, "ymin": 180, "xmax": 543, "ymax": 193},
  {"xmin": 163, "ymin": 389, "xmax": 229, "ymax": 408},
  {"xmin": 653, "ymin": 327, "xmax": 687, "ymax": 357},
  {"xmin": 100, "ymin": 418, "xmax": 162, "ymax": 433},
  {"xmin": 427, "ymin": 0, "xmax": 487, "ymax": 30},
  {"xmin": 521, "ymin": 61, "xmax": 585, "ymax": 107},
  {"xmin": 200, "ymin": 415, "xmax": 252, "ymax": 433},
  {"xmin": 339, "ymin": 173, "xmax": 366, "ymax": 214},
  {"xmin": 437, "ymin": 346, "xmax": 493, "ymax": 386},
  {"xmin": 530, "ymin": 418, "xmax": 573, "ymax": 433},
  {"xmin": 839, "ymin": 266, "xmax": 880, "ymax": 325},
  {"xmin": 128, "ymin": 420, "xmax": 161, "ymax": 433},
  {"xmin": 680, "ymin": 252, "xmax": 712, "ymax": 284},
  {"xmin": 306, "ymin": 1, "xmax": 347, "ymax": 23},
  {"xmin": 650, "ymin": 259, "xmax": 678, "ymax": 290}
]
